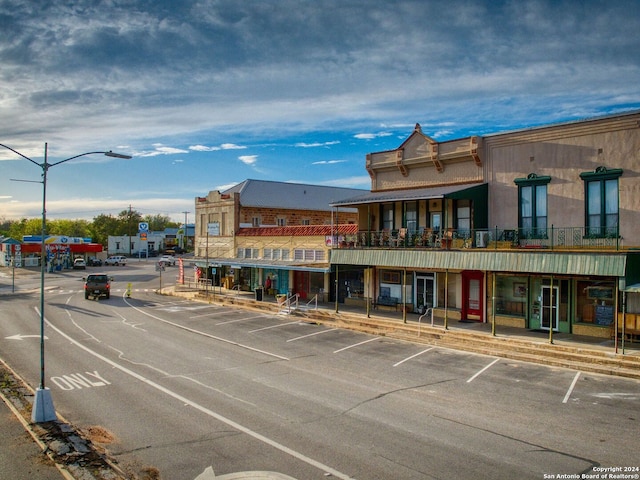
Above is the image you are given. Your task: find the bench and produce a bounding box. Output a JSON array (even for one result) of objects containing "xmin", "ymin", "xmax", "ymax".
[{"xmin": 373, "ymin": 296, "xmax": 399, "ymax": 311}]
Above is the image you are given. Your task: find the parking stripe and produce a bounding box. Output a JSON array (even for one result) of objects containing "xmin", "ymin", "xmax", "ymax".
[
  {"xmin": 286, "ymin": 328, "xmax": 338, "ymax": 342},
  {"xmin": 467, "ymin": 358, "xmax": 500, "ymax": 383},
  {"xmin": 393, "ymin": 348, "xmax": 434, "ymax": 367},
  {"xmin": 563, "ymin": 372, "xmax": 581, "ymax": 403},
  {"xmin": 333, "ymin": 337, "xmax": 380, "ymax": 353}
]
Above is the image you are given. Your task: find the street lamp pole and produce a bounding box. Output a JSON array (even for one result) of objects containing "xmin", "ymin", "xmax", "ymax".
[{"xmin": 1, "ymin": 142, "xmax": 131, "ymax": 423}]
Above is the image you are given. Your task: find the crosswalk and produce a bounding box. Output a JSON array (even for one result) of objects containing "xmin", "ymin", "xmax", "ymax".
[{"xmin": 45, "ymin": 288, "xmax": 155, "ymax": 295}]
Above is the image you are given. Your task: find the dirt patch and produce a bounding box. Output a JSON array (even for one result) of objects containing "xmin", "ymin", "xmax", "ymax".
[{"xmin": 83, "ymin": 425, "xmax": 117, "ymax": 445}]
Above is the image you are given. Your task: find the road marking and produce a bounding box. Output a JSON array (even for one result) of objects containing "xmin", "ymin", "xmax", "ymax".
[
  {"xmin": 286, "ymin": 328, "xmax": 338, "ymax": 342},
  {"xmin": 467, "ymin": 358, "xmax": 500, "ymax": 383},
  {"xmin": 5, "ymin": 334, "xmax": 49, "ymax": 341},
  {"xmin": 216, "ymin": 315, "xmax": 267, "ymax": 326},
  {"xmin": 50, "ymin": 371, "xmax": 111, "ymax": 391},
  {"xmin": 563, "ymin": 372, "xmax": 581, "ymax": 403},
  {"xmin": 123, "ymin": 301, "xmax": 290, "ymax": 361},
  {"xmin": 40, "ymin": 309, "xmax": 353, "ymax": 480},
  {"xmin": 249, "ymin": 321, "xmax": 300, "ymax": 333},
  {"xmin": 393, "ymin": 348, "xmax": 434, "ymax": 367},
  {"xmin": 333, "ymin": 337, "xmax": 379, "ymax": 353}
]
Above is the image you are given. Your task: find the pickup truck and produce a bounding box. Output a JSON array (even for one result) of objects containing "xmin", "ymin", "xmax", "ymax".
[{"xmin": 84, "ymin": 274, "xmax": 113, "ymax": 300}]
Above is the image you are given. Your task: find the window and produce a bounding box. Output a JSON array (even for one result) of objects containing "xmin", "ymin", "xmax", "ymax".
[
  {"xmin": 382, "ymin": 203, "xmax": 394, "ymax": 231},
  {"xmin": 301, "ymin": 219, "xmax": 310, "ymax": 225},
  {"xmin": 456, "ymin": 200, "xmax": 471, "ymax": 236},
  {"xmin": 515, "ymin": 174, "xmax": 550, "ymax": 238},
  {"xmin": 580, "ymin": 167, "xmax": 622, "ymax": 238},
  {"xmin": 252, "ymin": 217, "xmax": 260, "ymax": 227},
  {"xmin": 277, "ymin": 218, "xmax": 286, "ymax": 227},
  {"xmin": 405, "ymin": 201, "xmax": 417, "ymax": 234}
]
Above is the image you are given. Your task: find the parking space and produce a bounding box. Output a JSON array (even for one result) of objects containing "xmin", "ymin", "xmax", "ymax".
[{"xmin": 140, "ymin": 295, "xmax": 640, "ymax": 412}]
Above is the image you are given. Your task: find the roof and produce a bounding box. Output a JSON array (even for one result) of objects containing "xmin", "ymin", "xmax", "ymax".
[
  {"xmin": 331, "ymin": 183, "xmax": 487, "ymax": 207},
  {"xmin": 237, "ymin": 224, "xmax": 358, "ymax": 236},
  {"xmin": 331, "ymin": 249, "xmax": 639, "ymax": 280},
  {"xmin": 223, "ymin": 179, "xmax": 366, "ymax": 211}
]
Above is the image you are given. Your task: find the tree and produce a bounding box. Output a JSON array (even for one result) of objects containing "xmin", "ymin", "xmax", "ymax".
[
  {"xmin": 89, "ymin": 214, "xmax": 120, "ymax": 246},
  {"xmin": 144, "ymin": 214, "xmax": 178, "ymax": 231}
]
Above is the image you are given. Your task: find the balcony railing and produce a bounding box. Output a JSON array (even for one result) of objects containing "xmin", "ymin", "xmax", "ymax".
[{"xmin": 333, "ymin": 226, "xmax": 623, "ymax": 251}]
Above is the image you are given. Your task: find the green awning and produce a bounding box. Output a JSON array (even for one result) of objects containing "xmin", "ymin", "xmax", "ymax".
[{"xmin": 330, "ymin": 249, "xmax": 639, "ymax": 280}]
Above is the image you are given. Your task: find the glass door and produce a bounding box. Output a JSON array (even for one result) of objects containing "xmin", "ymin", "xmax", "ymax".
[
  {"xmin": 415, "ymin": 275, "xmax": 435, "ymax": 313},
  {"xmin": 541, "ymin": 285, "xmax": 559, "ymax": 331}
]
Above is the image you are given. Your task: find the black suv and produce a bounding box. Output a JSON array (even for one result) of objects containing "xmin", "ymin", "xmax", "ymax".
[{"xmin": 84, "ymin": 274, "xmax": 112, "ymax": 299}]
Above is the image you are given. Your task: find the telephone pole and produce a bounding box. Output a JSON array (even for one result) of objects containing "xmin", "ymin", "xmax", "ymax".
[{"xmin": 182, "ymin": 210, "xmax": 190, "ymax": 250}]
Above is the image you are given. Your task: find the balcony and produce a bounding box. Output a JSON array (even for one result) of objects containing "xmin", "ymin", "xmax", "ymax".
[{"xmin": 333, "ymin": 226, "xmax": 623, "ymax": 252}]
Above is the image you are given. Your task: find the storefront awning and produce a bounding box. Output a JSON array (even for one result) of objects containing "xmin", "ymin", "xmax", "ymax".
[
  {"xmin": 330, "ymin": 183, "xmax": 487, "ymax": 207},
  {"xmin": 191, "ymin": 257, "xmax": 331, "ymax": 273},
  {"xmin": 331, "ymin": 249, "xmax": 640, "ymax": 282}
]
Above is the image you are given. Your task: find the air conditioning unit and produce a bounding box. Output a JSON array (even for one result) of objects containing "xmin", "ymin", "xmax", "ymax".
[{"xmin": 475, "ymin": 230, "xmax": 489, "ymax": 248}]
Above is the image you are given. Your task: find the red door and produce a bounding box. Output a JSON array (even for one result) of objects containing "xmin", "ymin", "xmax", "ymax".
[
  {"xmin": 461, "ymin": 271, "xmax": 484, "ymax": 322},
  {"xmin": 294, "ymin": 271, "xmax": 309, "ymax": 300}
]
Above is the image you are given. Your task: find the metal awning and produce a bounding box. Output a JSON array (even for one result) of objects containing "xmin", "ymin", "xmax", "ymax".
[
  {"xmin": 191, "ymin": 257, "xmax": 331, "ymax": 273},
  {"xmin": 331, "ymin": 249, "xmax": 640, "ymax": 281},
  {"xmin": 330, "ymin": 183, "xmax": 487, "ymax": 207}
]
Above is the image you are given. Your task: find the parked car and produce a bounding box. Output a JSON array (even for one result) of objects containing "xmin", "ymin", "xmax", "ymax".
[
  {"xmin": 73, "ymin": 258, "xmax": 86, "ymax": 270},
  {"xmin": 159, "ymin": 255, "xmax": 176, "ymax": 266},
  {"xmin": 104, "ymin": 255, "xmax": 127, "ymax": 266},
  {"xmin": 83, "ymin": 274, "xmax": 113, "ymax": 299},
  {"xmin": 87, "ymin": 257, "xmax": 102, "ymax": 266}
]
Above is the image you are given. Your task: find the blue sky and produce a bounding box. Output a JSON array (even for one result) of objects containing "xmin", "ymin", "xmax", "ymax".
[{"xmin": 1, "ymin": 0, "xmax": 639, "ymax": 223}]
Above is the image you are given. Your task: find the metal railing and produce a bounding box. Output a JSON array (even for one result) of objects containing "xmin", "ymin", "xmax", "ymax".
[{"xmin": 333, "ymin": 226, "xmax": 623, "ymax": 251}]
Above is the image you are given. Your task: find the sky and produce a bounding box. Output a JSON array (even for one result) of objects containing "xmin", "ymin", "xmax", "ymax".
[{"xmin": 1, "ymin": 0, "xmax": 639, "ymax": 225}]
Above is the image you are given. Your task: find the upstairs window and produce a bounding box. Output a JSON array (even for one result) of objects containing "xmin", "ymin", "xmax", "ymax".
[
  {"xmin": 580, "ymin": 166, "xmax": 622, "ymax": 238},
  {"xmin": 515, "ymin": 174, "xmax": 550, "ymax": 238}
]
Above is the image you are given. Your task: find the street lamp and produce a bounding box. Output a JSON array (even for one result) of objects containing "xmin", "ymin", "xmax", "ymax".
[{"xmin": 0, "ymin": 142, "xmax": 131, "ymax": 423}]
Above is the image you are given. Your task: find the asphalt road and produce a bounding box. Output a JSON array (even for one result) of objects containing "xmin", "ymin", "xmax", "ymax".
[{"xmin": 1, "ymin": 263, "xmax": 639, "ymax": 480}]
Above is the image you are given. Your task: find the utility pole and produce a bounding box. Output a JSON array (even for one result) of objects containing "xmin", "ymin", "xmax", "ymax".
[{"xmin": 182, "ymin": 210, "xmax": 190, "ymax": 251}]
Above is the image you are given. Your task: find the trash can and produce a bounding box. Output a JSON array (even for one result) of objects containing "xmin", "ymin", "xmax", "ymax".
[{"xmin": 255, "ymin": 287, "xmax": 263, "ymax": 301}]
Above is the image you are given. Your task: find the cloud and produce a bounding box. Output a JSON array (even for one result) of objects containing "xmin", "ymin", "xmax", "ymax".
[
  {"xmin": 295, "ymin": 141, "xmax": 340, "ymax": 148},
  {"xmin": 137, "ymin": 145, "xmax": 189, "ymax": 157},
  {"xmin": 238, "ymin": 155, "xmax": 258, "ymax": 165},
  {"xmin": 312, "ymin": 160, "xmax": 347, "ymax": 165},
  {"xmin": 189, "ymin": 143, "xmax": 247, "ymax": 151},
  {"xmin": 354, "ymin": 132, "xmax": 393, "ymax": 140}
]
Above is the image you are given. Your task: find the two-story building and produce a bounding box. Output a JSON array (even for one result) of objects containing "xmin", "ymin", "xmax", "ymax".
[
  {"xmin": 330, "ymin": 112, "xmax": 640, "ymax": 340},
  {"xmin": 194, "ymin": 179, "xmax": 363, "ymax": 300}
]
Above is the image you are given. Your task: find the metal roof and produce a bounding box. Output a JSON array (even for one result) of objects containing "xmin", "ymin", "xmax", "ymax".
[
  {"xmin": 192, "ymin": 257, "xmax": 331, "ymax": 273},
  {"xmin": 330, "ymin": 249, "xmax": 637, "ymax": 278},
  {"xmin": 330, "ymin": 183, "xmax": 486, "ymax": 207},
  {"xmin": 224, "ymin": 179, "xmax": 365, "ymax": 211}
]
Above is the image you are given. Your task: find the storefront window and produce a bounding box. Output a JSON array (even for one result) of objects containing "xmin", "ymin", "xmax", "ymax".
[
  {"xmin": 576, "ymin": 280, "xmax": 615, "ymax": 326},
  {"xmin": 495, "ymin": 276, "xmax": 528, "ymax": 316}
]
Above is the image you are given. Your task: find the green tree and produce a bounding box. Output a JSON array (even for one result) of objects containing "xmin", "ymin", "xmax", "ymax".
[
  {"xmin": 89, "ymin": 214, "xmax": 120, "ymax": 246},
  {"xmin": 116, "ymin": 209, "xmax": 143, "ymax": 236},
  {"xmin": 144, "ymin": 214, "xmax": 178, "ymax": 231},
  {"xmin": 48, "ymin": 219, "xmax": 91, "ymax": 238},
  {"xmin": 8, "ymin": 218, "xmax": 42, "ymax": 239}
]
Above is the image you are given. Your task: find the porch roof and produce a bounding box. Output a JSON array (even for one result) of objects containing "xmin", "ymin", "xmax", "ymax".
[
  {"xmin": 330, "ymin": 249, "xmax": 640, "ymax": 281},
  {"xmin": 192, "ymin": 257, "xmax": 331, "ymax": 273},
  {"xmin": 330, "ymin": 183, "xmax": 487, "ymax": 207}
]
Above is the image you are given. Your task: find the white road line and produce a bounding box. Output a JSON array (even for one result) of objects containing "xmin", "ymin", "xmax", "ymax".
[
  {"xmin": 38, "ymin": 308, "xmax": 353, "ymax": 480},
  {"xmin": 249, "ymin": 321, "xmax": 300, "ymax": 333},
  {"xmin": 563, "ymin": 372, "xmax": 581, "ymax": 404},
  {"xmin": 286, "ymin": 328, "xmax": 338, "ymax": 342},
  {"xmin": 333, "ymin": 337, "xmax": 379, "ymax": 353},
  {"xmin": 216, "ymin": 315, "xmax": 267, "ymax": 326},
  {"xmin": 393, "ymin": 348, "xmax": 434, "ymax": 367},
  {"xmin": 466, "ymin": 358, "xmax": 500, "ymax": 383},
  {"xmin": 123, "ymin": 301, "xmax": 290, "ymax": 361}
]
